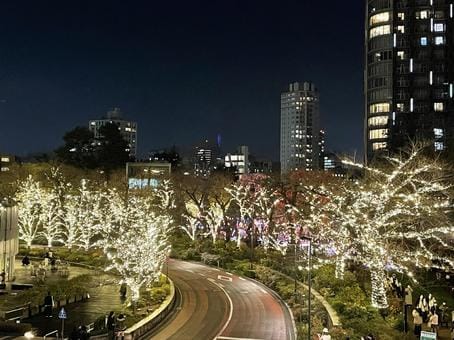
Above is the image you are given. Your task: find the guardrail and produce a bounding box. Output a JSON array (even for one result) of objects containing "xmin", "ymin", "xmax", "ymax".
[
  {"xmin": 43, "ymin": 329, "xmax": 59, "ymax": 339},
  {"xmin": 1, "ymin": 302, "xmax": 31, "ymax": 321}
]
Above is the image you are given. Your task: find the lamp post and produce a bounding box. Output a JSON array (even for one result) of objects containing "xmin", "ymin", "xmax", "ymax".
[{"xmin": 301, "ymin": 235, "xmax": 312, "ymax": 340}]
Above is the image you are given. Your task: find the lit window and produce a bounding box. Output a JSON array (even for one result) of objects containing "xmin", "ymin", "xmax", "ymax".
[
  {"xmin": 397, "ymin": 51, "xmax": 405, "ymax": 60},
  {"xmin": 396, "ymin": 103, "xmax": 405, "ymax": 112},
  {"xmin": 434, "ymin": 128, "xmax": 444, "ymax": 138},
  {"xmin": 434, "ymin": 142, "xmax": 444, "ymax": 151},
  {"xmin": 397, "ymin": 25, "xmax": 405, "ymax": 34},
  {"xmin": 368, "ymin": 115, "xmax": 389, "ymax": 127},
  {"xmin": 372, "ymin": 142, "xmax": 387, "ymax": 151},
  {"xmin": 369, "ymin": 129, "xmax": 388, "ymax": 140},
  {"xmin": 370, "ymin": 12, "xmax": 390, "ymax": 25},
  {"xmin": 435, "ymin": 36, "xmax": 445, "ymax": 45},
  {"xmin": 370, "ymin": 103, "xmax": 390, "ymax": 113},
  {"xmin": 434, "ymin": 102, "xmax": 444, "ymax": 111},
  {"xmin": 416, "ymin": 10, "xmax": 429, "ymax": 19},
  {"xmin": 434, "ymin": 23, "xmax": 445, "ymax": 32},
  {"xmin": 0, "ymin": 157, "xmax": 9, "ymax": 162},
  {"xmin": 420, "ymin": 37, "xmax": 428, "ymax": 46},
  {"xmin": 398, "ymin": 12, "xmax": 405, "ymax": 20},
  {"xmin": 370, "ymin": 25, "xmax": 391, "ymax": 38}
]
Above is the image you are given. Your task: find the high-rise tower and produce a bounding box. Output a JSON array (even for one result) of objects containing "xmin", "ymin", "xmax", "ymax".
[
  {"xmin": 365, "ymin": 0, "xmax": 454, "ymax": 162},
  {"xmin": 280, "ymin": 82, "xmax": 320, "ymax": 174}
]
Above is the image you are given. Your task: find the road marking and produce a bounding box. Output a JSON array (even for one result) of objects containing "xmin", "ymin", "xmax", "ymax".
[
  {"xmin": 216, "ymin": 337, "xmax": 264, "ymax": 340},
  {"xmin": 259, "ymin": 288, "xmax": 267, "ymax": 294},
  {"xmin": 211, "ymin": 281, "xmax": 234, "ymax": 340},
  {"xmin": 212, "ymin": 268, "xmax": 221, "ymax": 271},
  {"xmin": 239, "ymin": 277, "xmax": 246, "ymax": 281},
  {"xmin": 218, "ymin": 275, "xmax": 233, "ymax": 282},
  {"xmin": 185, "ymin": 269, "xmax": 194, "ymax": 273},
  {"xmin": 207, "ymin": 278, "xmax": 216, "ymax": 283},
  {"xmin": 199, "ymin": 273, "xmax": 206, "ymax": 277},
  {"xmin": 225, "ymin": 272, "xmax": 233, "ymax": 276}
]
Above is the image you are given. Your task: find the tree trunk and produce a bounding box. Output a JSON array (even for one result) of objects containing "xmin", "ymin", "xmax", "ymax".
[{"xmin": 370, "ymin": 268, "xmax": 388, "ymax": 308}]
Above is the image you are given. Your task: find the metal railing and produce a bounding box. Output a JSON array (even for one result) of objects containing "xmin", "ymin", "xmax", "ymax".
[{"xmin": 43, "ymin": 330, "xmax": 59, "ymax": 339}]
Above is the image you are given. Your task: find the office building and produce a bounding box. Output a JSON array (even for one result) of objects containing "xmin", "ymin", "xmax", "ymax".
[
  {"xmin": 225, "ymin": 145, "xmax": 249, "ymax": 174},
  {"xmin": 194, "ymin": 139, "xmax": 214, "ymax": 177},
  {"xmin": 280, "ymin": 82, "xmax": 321, "ymax": 174},
  {"xmin": 89, "ymin": 108, "xmax": 138, "ymax": 158},
  {"xmin": 365, "ymin": 0, "xmax": 454, "ymax": 162}
]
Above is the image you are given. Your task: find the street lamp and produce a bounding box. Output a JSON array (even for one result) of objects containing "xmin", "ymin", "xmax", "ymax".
[{"xmin": 301, "ymin": 235, "xmax": 312, "ymax": 340}]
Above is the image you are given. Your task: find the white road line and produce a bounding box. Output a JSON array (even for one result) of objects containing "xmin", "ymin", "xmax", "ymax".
[
  {"xmin": 259, "ymin": 288, "xmax": 267, "ymax": 294},
  {"xmin": 218, "ymin": 275, "xmax": 233, "ymax": 282},
  {"xmin": 185, "ymin": 269, "xmax": 194, "ymax": 273},
  {"xmin": 225, "ymin": 272, "xmax": 233, "ymax": 276},
  {"xmin": 199, "ymin": 273, "xmax": 206, "ymax": 277},
  {"xmin": 212, "ymin": 268, "xmax": 221, "ymax": 271},
  {"xmin": 238, "ymin": 277, "xmax": 246, "ymax": 281},
  {"xmin": 211, "ymin": 281, "xmax": 234, "ymax": 340}
]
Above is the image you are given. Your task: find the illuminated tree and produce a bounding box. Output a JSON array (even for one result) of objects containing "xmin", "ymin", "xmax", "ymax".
[
  {"xmin": 180, "ymin": 200, "xmax": 205, "ymax": 241},
  {"xmin": 226, "ymin": 180, "xmax": 256, "ymax": 247},
  {"xmin": 39, "ymin": 167, "xmax": 66, "ymax": 247},
  {"xmin": 337, "ymin": 148, "xmax": 454, "ymax": 308},
  {"xmin": 205, "ymin": 200, "xmax": 230, "ymax": 243},
  {"xmin": 16, "ymin": 175, "xmax": 44, "ymax": 248},
  {"xmin": 39, "ymin": 189, "xmax": 63, "ymax": 247},
  {"xmin": 60, "ymin": 191, "xmax": 82, "ymax": 250},
  {"xmin": 101, "ymin": 194, "xmax": 172, "ymax": 303},
  {"xmin": 77, "ymin": 180, "xmax": 106, "ymax": 250}
]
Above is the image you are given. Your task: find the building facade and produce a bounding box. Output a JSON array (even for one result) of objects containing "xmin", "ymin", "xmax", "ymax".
[
  {"xmin": 89, "ymin": 108, "xmax": 138, "ymax": 158},
  {"xmin": 194, "ymin": 139, "xmax": 213, "ymax": 177},
  {"xmin": 225, "ymin": 145, "xmax": 249, "ymax": 174},
  {"xmin": 0, "ymin": 154, "xmax": 14, "ymax": 172},
  {"xmin": 0, "ymin": 199, "xmax": 18, "ymax": 282},
  {"xmin": 365, "ymin": 0, "xmax": 454, "ymax": 162},
  {"xmin": 280, "ymin": 82, "xmax": 321, "ymax": 174}
]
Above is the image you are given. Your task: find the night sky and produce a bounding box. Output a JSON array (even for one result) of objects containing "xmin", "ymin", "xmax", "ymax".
[{"xmin": 0, "ymin": 1, "xmax": 364, "ymax": 160}]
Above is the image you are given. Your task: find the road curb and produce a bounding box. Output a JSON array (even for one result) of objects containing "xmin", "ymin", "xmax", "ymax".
[{"xmin": 122, "ymin": 276, "xmax": 176, "ymax": 340}]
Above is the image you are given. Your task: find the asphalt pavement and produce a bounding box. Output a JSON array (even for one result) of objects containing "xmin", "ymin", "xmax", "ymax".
[{"xmin": 150, "ymin": 259, "xmax": 296, "ymax": 340}]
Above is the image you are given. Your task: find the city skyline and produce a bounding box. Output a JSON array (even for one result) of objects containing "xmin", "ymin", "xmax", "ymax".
[{"xmin": 0, "ymin": 1, "xmax": 364, "ymax": 160}]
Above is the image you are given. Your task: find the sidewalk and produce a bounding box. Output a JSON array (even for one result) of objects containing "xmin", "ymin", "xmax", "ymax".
[{"xmin": 7, "ymin": 259, "xmax": 123, "ymax": 337}]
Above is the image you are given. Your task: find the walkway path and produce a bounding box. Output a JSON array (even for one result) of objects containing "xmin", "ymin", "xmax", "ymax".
[{"xmin": 9, "ymin": 259, "xmax": 123, "ymax": 337}]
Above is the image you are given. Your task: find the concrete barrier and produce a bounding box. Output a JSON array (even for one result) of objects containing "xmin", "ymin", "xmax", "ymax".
[{"xmin": 122, "ymin": 278, "xmax": 176, "ymax": 340}]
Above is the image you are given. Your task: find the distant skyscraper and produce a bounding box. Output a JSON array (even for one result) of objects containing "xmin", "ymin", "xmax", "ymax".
[
  {"xmin": 280, "ymin": 82, "xmax": 321, "ymax": 174},
  {"xmin": 89, "ymin": 108, "xmax": 138, "ymax": 158},
  {"xmin": 194, "ymin": 139, "xmax": 213, "ymax": 177},
  {"xmin": 365, "ymin": 0, "xmax": 454, "ymax": 162}
]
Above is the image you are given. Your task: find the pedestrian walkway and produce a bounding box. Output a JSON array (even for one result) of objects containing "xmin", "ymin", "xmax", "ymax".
[
  {"xmin": 6, "ymin": 259, "xmax": 123, "ymax": 337},
  {"xmin": 23, "ymin": 281, "xmax": 122, "ymax": 337}
]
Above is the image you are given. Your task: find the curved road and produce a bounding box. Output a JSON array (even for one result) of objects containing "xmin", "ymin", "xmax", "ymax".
[{"xmin": 150, "ymin": 259, "xmax": 295, "ymax": 340}]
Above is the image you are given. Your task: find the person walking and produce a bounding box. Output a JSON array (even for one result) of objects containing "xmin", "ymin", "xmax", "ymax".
[
  {"xmin": 43, "ymin": 291, "xmax": 54, "ymax": 318},
  {"xmin": 412, "ymin": 309, "xmax": 423, "ymax": 337}
]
